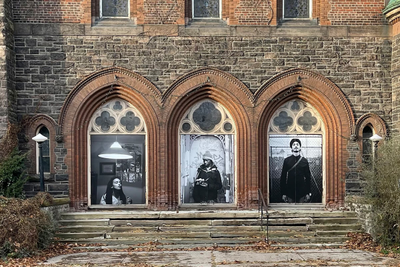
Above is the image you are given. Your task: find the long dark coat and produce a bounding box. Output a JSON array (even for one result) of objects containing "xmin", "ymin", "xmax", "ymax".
[
  {"xmin": 193, "ymin": 163, "xmax": 222, "ymax": 202},
  {"xmin": 280, "ymin": 155, "xmax": 311, "ymax": 202}
]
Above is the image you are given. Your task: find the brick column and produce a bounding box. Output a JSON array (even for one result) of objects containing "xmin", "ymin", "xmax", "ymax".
[
  {"xmin": 0, "ymin": 0, "xmax": 15, "ymax": 139},
  {"xmin": 392, "ymin": 22, "xmax": 400, "ymax": 134}
]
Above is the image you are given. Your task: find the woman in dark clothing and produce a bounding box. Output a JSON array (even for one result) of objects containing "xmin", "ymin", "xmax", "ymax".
[{"xmin": 193, "ymin": 151, "xmax": 222, "ymax": 203}]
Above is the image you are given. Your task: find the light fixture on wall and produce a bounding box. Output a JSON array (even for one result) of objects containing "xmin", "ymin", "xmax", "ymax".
[
  {"xmin": 98, "ymin": 141, "xmax": 133, "ymax": 159},
  {"xmin": 369, "ymin": 134, "xmax": 383, "ymax": 158}
]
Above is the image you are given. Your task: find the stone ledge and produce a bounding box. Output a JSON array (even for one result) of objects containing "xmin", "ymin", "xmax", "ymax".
[{"xmin": 14, "ymin": 23, "xmax": 391, "ymax": 38}]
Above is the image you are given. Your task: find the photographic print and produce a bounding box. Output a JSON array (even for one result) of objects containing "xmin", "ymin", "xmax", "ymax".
[
  {"xmin": 180, "ymin": 135, "xmax": 234, "ymax": 204},
  {"xmin": 269, "ymin": 135, "xmax": 323, "ymax": 204}
]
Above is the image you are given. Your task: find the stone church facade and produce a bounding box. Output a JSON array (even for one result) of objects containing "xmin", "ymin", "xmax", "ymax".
[{"xmin": 0, "ymin": 0, "xmax": 399, "ymax": 210}]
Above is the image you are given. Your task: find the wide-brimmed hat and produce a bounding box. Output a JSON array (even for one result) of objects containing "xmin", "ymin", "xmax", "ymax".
[{"xmin": 202, "ymin": 151, "xmax": 213, "ymax": 161}]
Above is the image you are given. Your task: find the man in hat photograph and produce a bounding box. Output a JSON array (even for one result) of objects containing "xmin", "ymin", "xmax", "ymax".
[
  {"xmin": 193, "ymin": 151, "xmax": 223, "ymax": 203},
  {"xmin": 280, "ymin": 139, "xmax": 312, "ymax": 203}
]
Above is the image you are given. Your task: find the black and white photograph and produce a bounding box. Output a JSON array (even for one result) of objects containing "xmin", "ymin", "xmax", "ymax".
[
  {"xmin": 269, "ymin": 135, "xmax": 323, "ymax": 204},
  {"xmin": 90, "ymin": 135, "xmax": 146, "ymax": 205},
  {"xmin": 180, "ymin": 135, "xmax": 234, "ymax": 204}
]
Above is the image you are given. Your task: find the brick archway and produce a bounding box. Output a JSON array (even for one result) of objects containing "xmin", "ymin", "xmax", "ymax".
[
  {"xmin": 59, "ymin": 67, "xmax": 161, "ymax": 209},
  {"xmin": 254, "ymin": 68, "xmax": 355, "ymax": 208},
  {"xmin": 161, "ymin": 68, "xmax": 254, "ymax": 209}
]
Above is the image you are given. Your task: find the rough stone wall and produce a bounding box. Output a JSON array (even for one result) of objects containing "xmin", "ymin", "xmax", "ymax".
[
  {"xmin": 14, "ymin": 35, "xmax": 392, "ymax": 117},
  {"xmin": 0, "ymin": 0, "xmax": 15, "ymax": 139},
  {"xmin": 12, "ymin": 0, "xmax": 84, "ymax": 24},
  {"xmin": 328, "ymin": 0, "xmax": 387, "ymax": 25}
]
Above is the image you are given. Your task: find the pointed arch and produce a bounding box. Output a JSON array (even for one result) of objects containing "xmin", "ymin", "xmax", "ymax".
[
  {"xmin": 27, "ymin": 114, "xmax": 58, "ymax": 176},
  {"xmin": 355, "ymin": 113, "xmax": 387, "ymax": 140},
  {"xmin": 255, "ymin": 68, "xmax": 355, "ymax": 208},
  {"xmin": 161, "ymin": 68, "xmax": 254, "ymax": 208},
  {"xmin": 59, "ymin": 67, "xmax": 161, "ymax": 209},
  {"xmin": 355, "ymin": 113, "xmax": 388, "ymax": 164}
]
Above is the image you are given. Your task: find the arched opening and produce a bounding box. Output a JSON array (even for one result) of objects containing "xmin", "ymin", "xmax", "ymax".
[
  {"xmin": 179, "ymin": 99, "xmax": 235, "ymax": 205},
  {"xmin": 255, "ymin": 68, "xmax": 355, "ymax": 208},
  {"xmin": 88, "ymin": 99, "xmax": 147, "ymax": 207},
  {"xmin": 268, "ymin": 99, "xmax": 323, "ymax": 204},
  {"xmin": 59, "ymin": 67, "xmax": 160, "ymax": 209}
]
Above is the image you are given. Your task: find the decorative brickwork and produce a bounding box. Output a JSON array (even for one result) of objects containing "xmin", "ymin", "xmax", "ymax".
[
  {"xmin": 9, "ymin": 0, "xmax": 392, "ymax": 26},
  {"xmin": 328, "ymin": 0, "xmax": 386, "ymax": 25},
  {"xmin": 141, "ymin": 0, "xmax": 184, "ymax": 24},
  {"xmin": 13, "ymin": 0, "xmax": 84, "ymax": 24},
  {"xmin": 234, "ymin": 0, "xmax": 273, "ymax": 25}
]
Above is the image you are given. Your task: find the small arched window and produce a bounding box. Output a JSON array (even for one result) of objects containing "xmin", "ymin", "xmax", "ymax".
[
  {"xmin": 362, "ymin": 125, "xmax": 373, "ymax": 164},
  {"xmin": 37, "ymin": 126, "xmax": 50, "ymax": 173}
]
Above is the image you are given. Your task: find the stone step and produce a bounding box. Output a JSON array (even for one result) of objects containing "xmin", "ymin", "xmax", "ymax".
[
  {"xmin": 58, "ymin": 225, "xmax": 115, "ymax": 233},
  {"xmin": 60, "ymin": 211, "xmax": 259, "ymax": 220},
  {"xmin": 264, "ymin": 218, "xmax": 313, "ymax": 225},
  {"xmin": 56, "ymin": 228, "xmax": 352, "ymax": 241},
  {"xmin": 308, "ymin": 223, "xmax": 362, "ymax": 231},
  {"xmin": 271, "ymin": 236, "xmax": 349, "ymax": 244},
  {"xmin": 58, "ymin": 219, "xmax": 110, "ymax": 226},
  {"xmin": 314, "ymin": 230, "xmax": 358, "ymax": 236},
  {"xmin": 111, "ymin": 225, "xmax": 263, "ymax": 232},
  {"xmin": 60, "ymin": 210, "xmax": 357, "ymax": 220},
  {"xmin": 56, "ymin": 230, "xmax": 264, "ymax": 240},
  {"xmin": 58, "ymin": 237, "xmax": 262, "ymax": 245},
  {"xmin": 268, "ymin": 210, "xmax": 358, "ymax": 218},
  {"xmin": 312, "ymin": 217, "xmax": 360, "ymax": 225},
  {"xmin": 55, "ymin": 210, "xmax": 361, "ymax": 248}
]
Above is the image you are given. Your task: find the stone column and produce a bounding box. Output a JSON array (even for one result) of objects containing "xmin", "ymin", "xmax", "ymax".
[
  {"xmin": 384, "ymin": 0, "xmax": 400, "ymax": 134},
  {"xmin": 0, "ymin": 0, "xmax": 15, "ymax": 140}
]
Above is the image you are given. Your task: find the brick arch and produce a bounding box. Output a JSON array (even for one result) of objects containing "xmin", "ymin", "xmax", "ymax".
[
  {"xmin": 27, "ymin": 114, "xmax": 58, "ymax": 175},
  {"xmin": 161, "ymin": 68, "xmax": 254, "ymax": 209},
  {"xmin": 254, "ymin": 68, "xmax": 355, "ymax": 208},
  {"xmin": 355, "ymin": 113, "xmax": 388, "ymax": 162},
  {"xmin": 355, "ymin": 113, "xmax": 387, "ymax": 140},
  {"xmin": 59, "ymin": 67, "xmax": 161, "ymax": 209}
]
